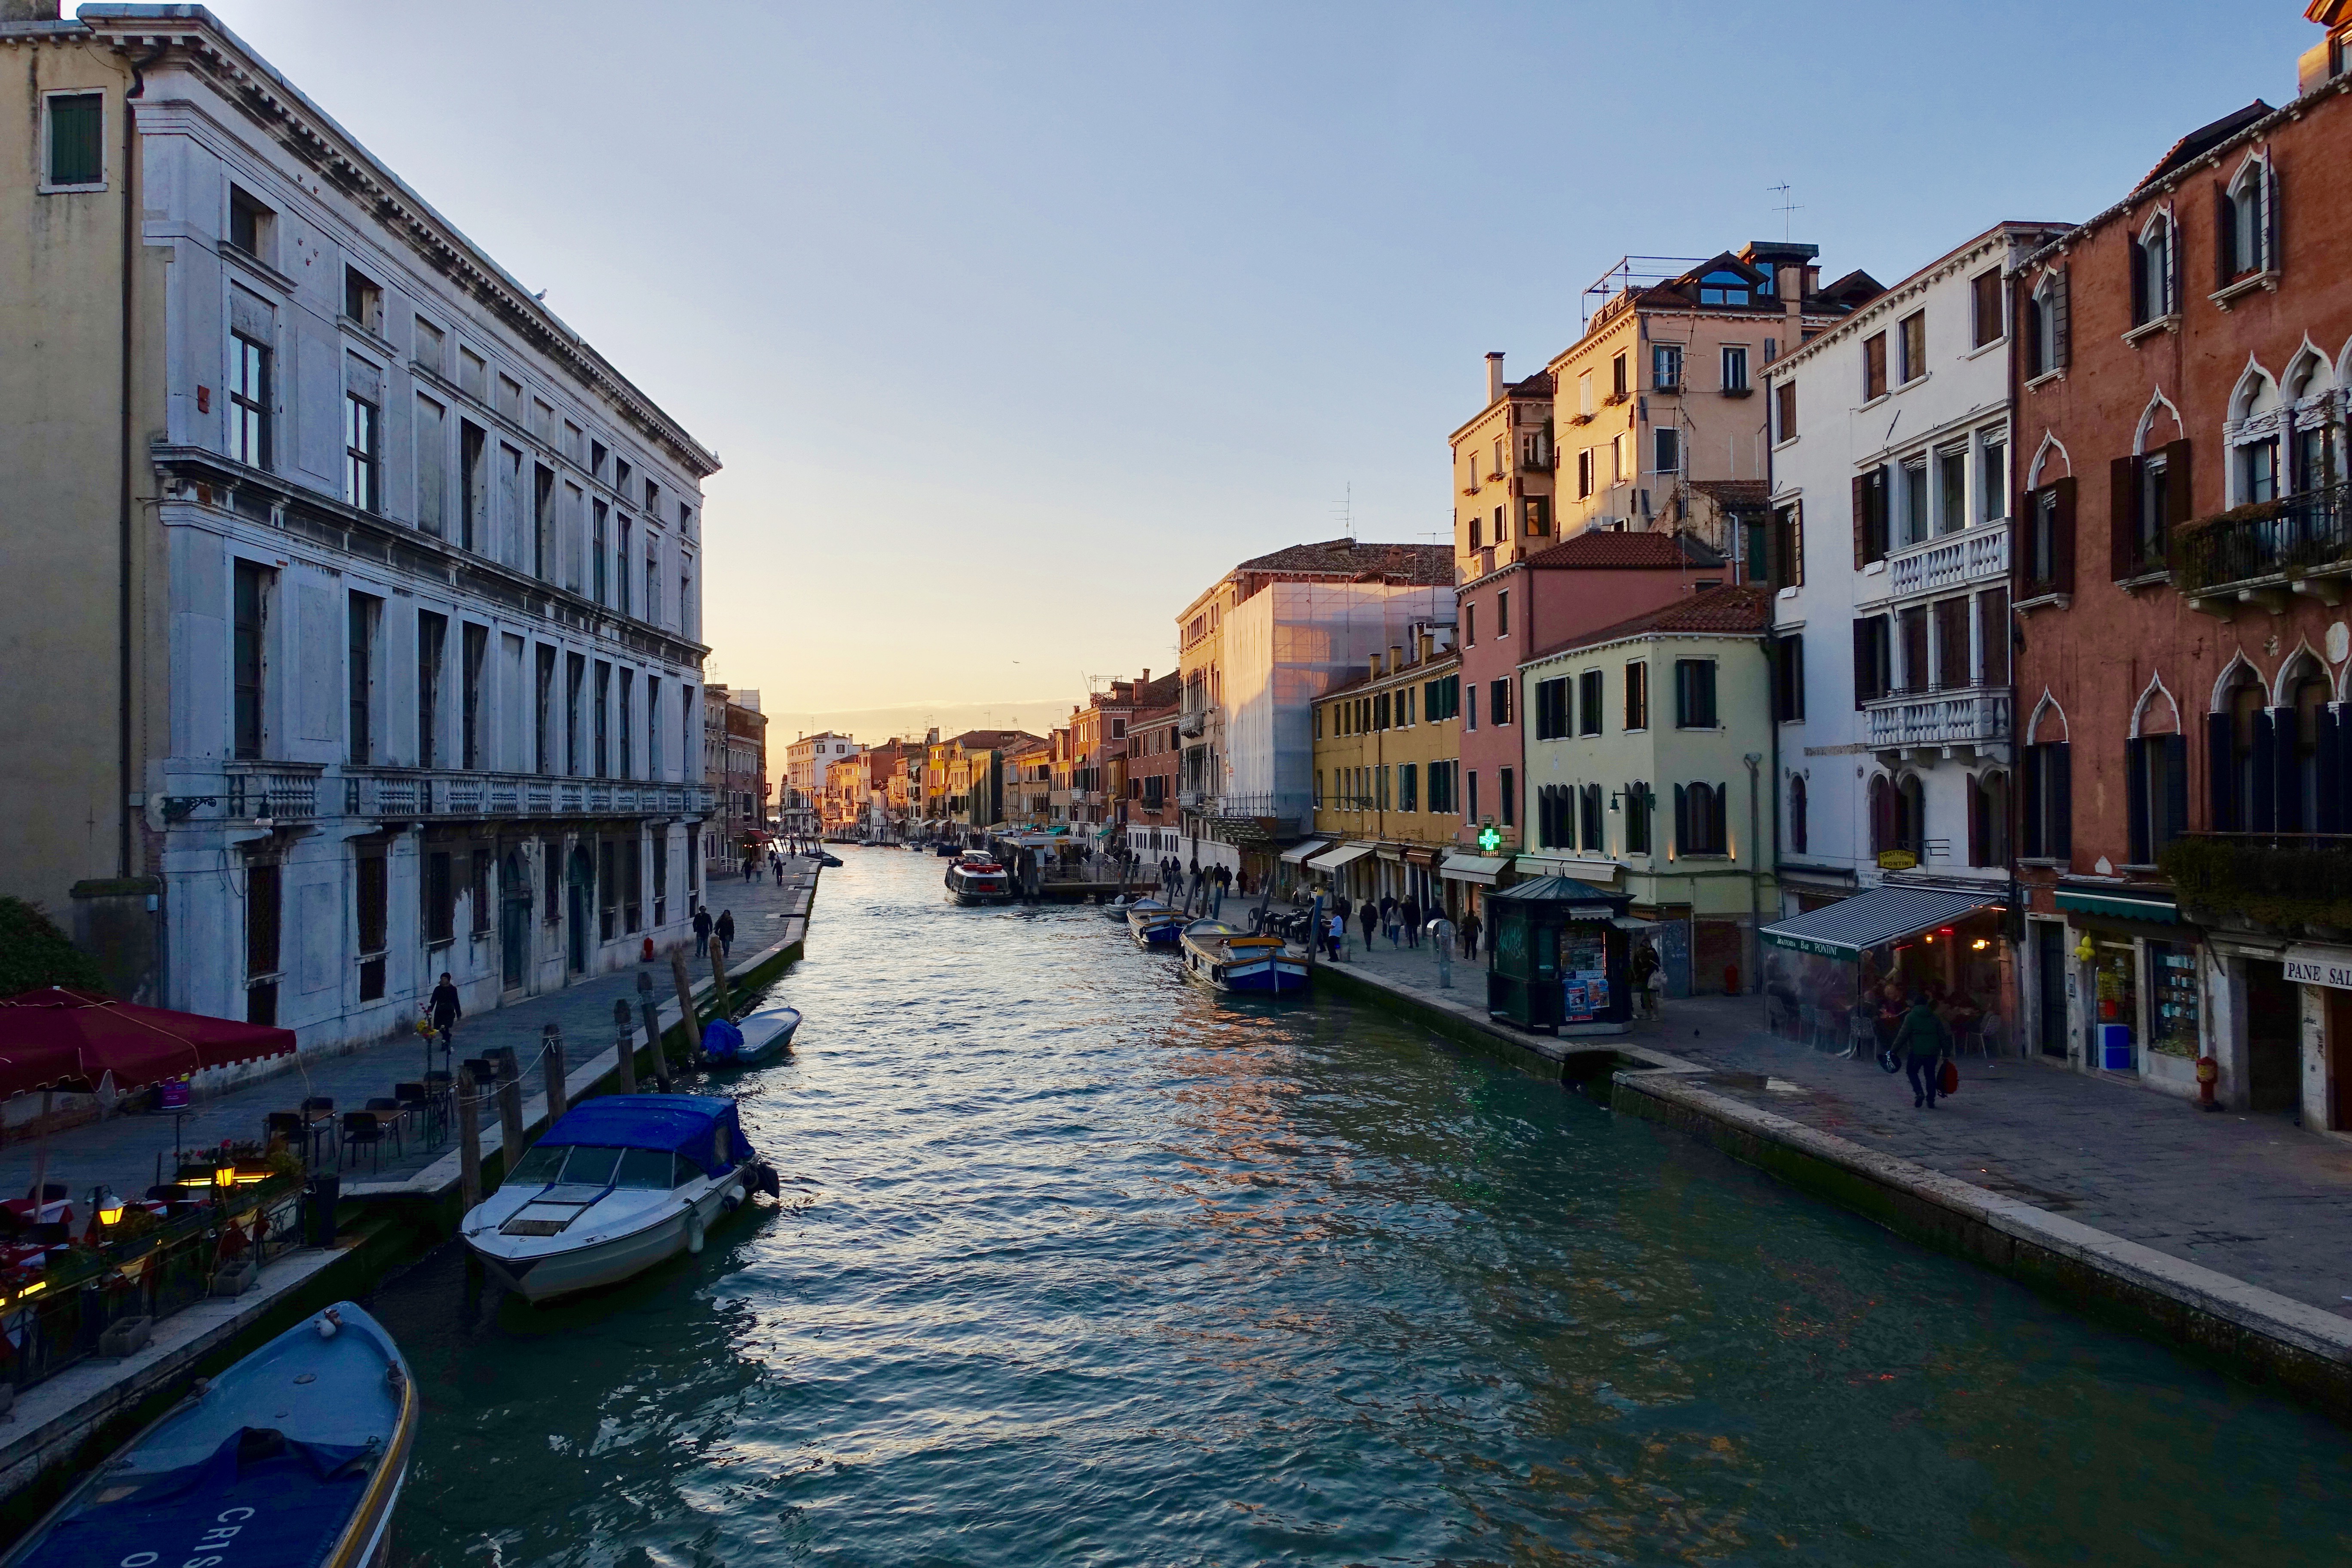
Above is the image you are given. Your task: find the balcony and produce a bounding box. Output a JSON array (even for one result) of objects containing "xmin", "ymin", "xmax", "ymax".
[
  {"xmin": 1179, "ymin": 790, "xmax": 1210, "ymax": 813},
  {"xmin": 1876, "ymin": 521, "xmax": 2010, "ymax": 603},
  {"xmin": 1177, "ymin": 710, "xmax": 1207, "ymax": 738},
  {"xmin": 1864, "ymin": 686, "xmax": 2010, "ymax": 756},
  {"xmin": 2161, "ymin": 832, "xmax": 2352, "ymax": 936},
  {"xmin": 2175, "ymin": 484, "xmax": 2352, "ymax": 613},
  {"xmin": 342, "ymin": 767, "xmax": 715, "ymax": 821},
  {"xmin": 224, "ymin": 761, "xmax": 322, "ymax": 821}
]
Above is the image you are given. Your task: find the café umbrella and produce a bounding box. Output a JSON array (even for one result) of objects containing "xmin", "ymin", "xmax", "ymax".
[{"xmin": 0, "ymin": 988, "xmax": 297, "ymax": 1211}]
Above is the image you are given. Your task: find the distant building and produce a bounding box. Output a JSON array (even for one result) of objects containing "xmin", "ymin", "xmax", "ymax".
[
  {"xmin": 1307, "ymin": 632, "xmax": 1463, "ymax": 911},
  {"xmin": 784, "ymin": 731, "xmax": 859, "ymax": 836},
  {"xmin": 705, "ymin": 687, "xmax": 767, "ymax": 864}
]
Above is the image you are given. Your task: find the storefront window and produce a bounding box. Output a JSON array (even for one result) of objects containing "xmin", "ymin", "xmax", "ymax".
[
  {"xmin": 1560, "ymin": 927, "xmax": 1611, "ymax": 1023},
  {"xmin": 2094, "ymin": 941, "xmax": 2138, "ymax": 1068},
  {"xmin": 2149, "ymin": 941, "xmax": 2200, "ymax": 1057}
]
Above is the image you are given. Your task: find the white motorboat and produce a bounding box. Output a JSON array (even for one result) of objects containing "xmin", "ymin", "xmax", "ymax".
[
  {"xmin": 945, "ymin": 852, "xmax": 1013, "ymax": 904},
  {"xmin": 462, "ymin": 1094, "xmax": 779, "ymax": 1304}
]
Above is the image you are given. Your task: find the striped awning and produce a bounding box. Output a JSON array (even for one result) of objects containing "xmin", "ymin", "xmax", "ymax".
[
  {"xmin": 1278, "ymin": 839, "xmax": 1331, "ymax": 864},
  {"xmin": 2054, "ymin": 887, "xmax": 2178, "ymax": 925},
  {"xmin": 1307, "ymin": 842, "xmax": 1377, "ymax": 872},
  {"xmin": 1759, "ymin": 886, "xmax": 1998, "ymax": 959}
]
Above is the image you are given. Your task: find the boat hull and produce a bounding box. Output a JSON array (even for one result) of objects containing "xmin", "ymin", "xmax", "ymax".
[
  {"xmin": 1178, "ymin": 923, "xmax": 1311, "ymax": 994},
  {"xmin": 468, "ymin": 1168, "xmax": 752, "ymax": 1304},
  {"xmin": 1130, "ymin": 919, "xmax": 1182, "ymax": 948}
]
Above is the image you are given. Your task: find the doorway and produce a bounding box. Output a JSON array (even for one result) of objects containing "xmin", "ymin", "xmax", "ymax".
[
  {"xmin": 567, "ymin": 845, "xmax": 594, "ymax": 975},
  {"xmin": 2245, "ymin": 959, "xmax": 2300, "ymax": 1113},
  {"xmin": 501, "ymin": 851, "xmax": 530, "ymax": 991},
  {"xmin": 2035, "ymin": 922, "xmax": 2068, "ymax": 1058},
  {"xmin": 2327, "ymin": 988, "xmax": 2352, "ymax": 1131}
]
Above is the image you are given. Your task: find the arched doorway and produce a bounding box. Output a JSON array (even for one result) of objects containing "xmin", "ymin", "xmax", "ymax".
[
  {"xmin": 501, "ymin": 850, "xmax": 531, "ymax": 991},
  {"xmin": 567, "ymin": 844, "xmax": 594, "ymax": 975}
]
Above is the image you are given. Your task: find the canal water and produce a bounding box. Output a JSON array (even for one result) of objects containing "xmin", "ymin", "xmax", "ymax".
[{"xmin": 372, "ymin": 847, "xmax": 2352, "ymax": 1566}]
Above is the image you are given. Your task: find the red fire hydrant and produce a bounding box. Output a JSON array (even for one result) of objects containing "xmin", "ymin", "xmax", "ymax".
[
  {"xmin": 641, "ymin": 935, "xmax": 656, "ymax": 964},
  {"xmin": 2196, "ymin": 1054, "xmax": 2220, "ymax": 1112}
]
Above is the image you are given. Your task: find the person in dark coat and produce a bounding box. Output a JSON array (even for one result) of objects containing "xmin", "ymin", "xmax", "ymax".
[
  {"xmin": 1895, "ymin": 992, "xmax": 1951, "ymax": 1109},
  {"xmin": 1461, "ymin": 910, "xmax": 1482, "ymax": 959},
  {"xmin": 1357, "ymin": 900, "xmax": 1378, "ymax": 949},
  {"xmin": 428, "ymin": 971, "xmax": 462, "ymax": 1049},
  {"xmin": 1400, "ymin": 896, "xmax": 1422, "ymax": 947},
  {"xmin": 715, "ymin": 909, "xmax": 736, "ymax": 955},
  {"xmin": 692, "ymin": 906, "xmax": 713, "ymax": 957}
]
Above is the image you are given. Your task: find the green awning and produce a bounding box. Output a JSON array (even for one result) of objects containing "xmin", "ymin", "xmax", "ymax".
[{"xmin": 2054, "ymin": 889, "xmax": 2178, "ymax": 925}]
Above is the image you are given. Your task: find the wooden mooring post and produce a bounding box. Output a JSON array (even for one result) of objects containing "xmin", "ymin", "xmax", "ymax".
[
  {"xmin": 541, "ymin": 1023, "xmax": 568, "ymax": 1124},
  {"xmin": 637, "ymin": 972, "xmax": 672, "ymax": 1092},
  {"xmin": 612, "ymin": 997, "xmax": 638, "ymax": 1093},
  {"xmin": 670, "ymin": 946, "xmax": 701, "ymax": 1061},
  {"xmin": 494, "ymin": 1051, "xmax": 526, "ymax": 1170},
  {"xmin": 709, "ymin": 940, "xmax": 732, "ymax": 1018},
  {"xmin": 456, "ymin": 1079, "xmax": 481, "ymax": 1213}
]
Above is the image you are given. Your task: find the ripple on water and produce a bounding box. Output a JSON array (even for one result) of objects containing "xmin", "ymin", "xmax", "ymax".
[{"xmin": 370, "ymin": 848, "xmax": 2352, "ymax": 1567}]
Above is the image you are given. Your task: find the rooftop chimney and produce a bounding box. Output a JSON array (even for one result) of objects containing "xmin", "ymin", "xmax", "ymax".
[
  {"xmin": 1485, "ymin": 351, "xmax": 1505, "ymax": 405},
  {"xmin": 1139, "ymin": 668, "xmax": 1149, "ymax": 686}
]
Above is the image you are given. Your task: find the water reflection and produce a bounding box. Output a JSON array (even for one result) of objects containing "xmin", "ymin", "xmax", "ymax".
[{"xmin": 368, "ymin": 847, "xmax": 2352, "ymax": 1567}]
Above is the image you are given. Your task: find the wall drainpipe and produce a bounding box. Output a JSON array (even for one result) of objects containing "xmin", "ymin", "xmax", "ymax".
[{"xmin": 119, "ymin": 40, "xmax": 168, "ymax": 880}]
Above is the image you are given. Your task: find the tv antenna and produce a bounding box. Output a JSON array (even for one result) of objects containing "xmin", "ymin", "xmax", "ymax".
[
  {"xmin": 1768, "ymin": 182, "xmax": 1801, "ymax": 240},
  {"xmin": 1330, "ymin": 481, "xmax": 1353, "ymax": 539}
]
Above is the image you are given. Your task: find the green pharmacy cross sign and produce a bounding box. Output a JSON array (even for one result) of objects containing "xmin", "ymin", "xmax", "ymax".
[{"xmin": 1477, "ymin": 821, "xmax": 1502, "ymax": 854}]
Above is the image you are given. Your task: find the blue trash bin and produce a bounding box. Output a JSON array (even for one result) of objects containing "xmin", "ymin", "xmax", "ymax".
[{"xmin": 2099, "ymin": 1023, "xmax": 2134, "ymax": 1071}]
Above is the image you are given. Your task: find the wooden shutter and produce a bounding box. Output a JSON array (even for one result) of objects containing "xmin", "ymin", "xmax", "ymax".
[
  {"xmin": 2128, "ymin": 237, "xmax": 2148, "ymax": 325},
  {"xmin": 2051, "ymin": 269, "xmax": 2070, "ymax": 371},
  {"xmin": 2050, "ymin": 743, "xmax": 2073, "ymax": 861},
  {"xmin": 2164, "ymin": 734, "xmax": 2190, "ymax": 846},
  {"xmin": 2110, "ymin": 456, "xmax": 2140, "ymax": 579},
  {"xmin": 2126, "ymin": 739, "xmax": 2150, "ymax": 864},
  {"xmin": 2216, "ymin": 182, "xmax": 2236, "ymax": 287},
  {"xmin": 2263, "ymin": 157, "xmax": 2280, "ymax": 275},
  {"xmin": 2021, "ymin": 747, "xmax": 2044, "ymax": 859},
  {"xmin": 2250, "ymin": 709, "xmax": 2277, "ymax": 833},
  {"xmin": 2162, "ymin": 439, "xmax": 2194, "ymax": 564},
  {"xmin": 1674, "ymin": 784, "xmax": 1689, "ymax": 855},
  {"xmin": 2319, "ymin": 706, "xmax": 2345, "ymax": 835},
  {"xmin": 2207, "ymin": 710, "xmax": 2235, "ymax": 831},
  {"xmin": 1710, "ymin": 783, "xmax": 1728, "ymax": 856},
  {"xmin": 1966, "ymin": 774, "xmax": 1984, "ymax": 867},
  {"xmin": 2273, "ymin": 704, "xmax": 2300, "ymax": 830},
  {"xmin": 1852, "ymin": 473, "xmax": 1870, "ymax": 569},
  {"xmin": 2051, "ymin": 477, "xmax": 2077, "ymax": 593}
]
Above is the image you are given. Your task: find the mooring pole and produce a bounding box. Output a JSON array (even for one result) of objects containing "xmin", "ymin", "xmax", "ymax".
[
  {"xmin": 611, "ymin": 997, "xmax": 638, "ymax": 1093},
  {"xmin": 670, "ymin": 946, "xmax": 701, "ymax": 1060},
  {"xmin": 495, "ymin": 1053, "xmax": 526, "ymax": 1175},
  {"xmin": 542, "ymin": 1023, "xmax": 568, "ymax": 1124},
  {"xmin": 457, "ymin": 1081, "xmax": 481, "ymax": 1213},
  {"xmin": 709, "ymin": 938, "xmax": 732, "ymax": 1018},
  {"xmin": 637, "ymin": 972, "xmax": 671, "ymax": 1092}
]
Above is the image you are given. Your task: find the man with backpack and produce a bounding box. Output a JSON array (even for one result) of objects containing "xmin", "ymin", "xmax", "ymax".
[{"xmin": 1893, "ymin": 991, "xmax": 1952, "ymax": 1109}]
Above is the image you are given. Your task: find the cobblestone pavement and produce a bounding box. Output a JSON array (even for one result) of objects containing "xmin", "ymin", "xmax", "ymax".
[
  {"xmin": 1305, "ymin": 912, "xmax": 2352, "ymax": 1320},
  {"xmin": 0, "ymin": 861, "xmax": 818, "ymax": 1206}
]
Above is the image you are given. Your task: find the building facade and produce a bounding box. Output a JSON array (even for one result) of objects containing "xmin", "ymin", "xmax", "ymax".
[
  {"xmin": 1306, "ymin": 636, "xmax": 1463, "ymax": 909},
  {"xmin": 0, "ymin": 9, "xmax": 717, "ymax": 1051},
  {"xmin": 2008, "ymin": 34, "xmax": 2352, "ymax": 1122},
  {"xmin": 704, "ymin": 687, "xmax": 767, "ymax": 866},
  {"xmin": 1519, "ymin": 587, "xmax": 1778, "ymax": 997}
]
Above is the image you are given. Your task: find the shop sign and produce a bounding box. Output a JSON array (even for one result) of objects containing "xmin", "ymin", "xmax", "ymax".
[
  {"xmin": 2283, "ymin": 944, "xmax": 2352, "ymax": 990},
  {"xmin": 1762, "ymin": 928, "xmax": 1856, "ymax": 959},
  {"xmin": 1876, "ymin": 851, "xmax": 1917, "ymax": 870}
]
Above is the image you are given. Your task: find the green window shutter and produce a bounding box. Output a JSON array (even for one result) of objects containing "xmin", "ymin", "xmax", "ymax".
[{"xmin": 48, "ymin": 94, "xmax": 104, "ymax": 186}]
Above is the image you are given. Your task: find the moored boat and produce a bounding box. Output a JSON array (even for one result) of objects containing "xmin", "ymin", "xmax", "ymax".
[
  {"xmin": 702, "ymin": 1003, "xmax": 802, "ymax": 1069},
  {"xmin": 1126, "ymin": 898, "xmax": 1183, "ymax": 948},
  {"xmin": 1, "ymin": 1300, "xmax": 415, "ymax": 1568},
  {"xmin": 1177, "ymin": 919, "xmax": 1311, "ymax": 994},
  {"xmin": 945, "ymin": 852, "xmax": 1013, "ymax": 904},
  {"xmin": 461, "ymin": 1094, "xmax": 779, "ymax": 1304}
]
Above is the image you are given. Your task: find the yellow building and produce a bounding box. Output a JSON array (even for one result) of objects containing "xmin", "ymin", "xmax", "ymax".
[
  {"xmin": 1305, "ymin": 637, "xmax": 1464, "ymax": 913},
  {"xmin": 1449, "ymin": 356, "xmax": 1556, "ymax": 583}
]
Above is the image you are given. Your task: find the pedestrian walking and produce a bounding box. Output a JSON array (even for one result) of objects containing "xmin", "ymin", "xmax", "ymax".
[
  {"xmin": 692, "ymin": 905, "xmax": 713, "ymax": 958},
  {"xmin": 1460, "ymin": 910, "xmax": 1482, "ymax": 960},
  {"xmin": 1382, "ymin": 898, "xmax": 1402, "ymax": 948},
  {"xmin": 1400, "ymin": 896, "xmax": 1421, "ymax": 948},
  {"xmin": 1357, "ymin": 900, "xmax": 1378, "ymax": 950},
  {"xmin": 773, "ymin": 857, "xmax": 785, "ymax": 886},
  {"xmin": 1896, "ymin": 991, "xmax": 1952, "ymax": 1109},
  {"xmin": 1326, "ymin": 910, "xmax": 1346, "ymax": 962},
  {"xmin": 428, "ymin": 970, "xmax": 462, "ymax": 1054},
  {"xmin": 1630, "ymin": 939, "xmax": 1660, "ymax": 1019},
  {"xmin": 715, "ymin": 909, "xmax": 736, "ymax": 957}
]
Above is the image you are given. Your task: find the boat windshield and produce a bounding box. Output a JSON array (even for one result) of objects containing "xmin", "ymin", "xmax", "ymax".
[
  {"xmin": 615, "ymin": 1148, "xmax": 676, "ymax": 1189},
  {"xmin": 508, "ymin": 1144, "xmax": 570, "ymax": 1185},
  {"xmin": 557, "ymin": 1146, "xmax": 623, "ymax": 1187}
]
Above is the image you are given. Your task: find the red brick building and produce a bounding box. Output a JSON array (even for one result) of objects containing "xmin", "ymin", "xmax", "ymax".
[
  {"xmin": 1120, "ymin": 674, "xmax": 1183, "ymax": 860},
  {"xmin": 2010, "ymin": 7, "xmax": 2352, "ymax": 1125}
]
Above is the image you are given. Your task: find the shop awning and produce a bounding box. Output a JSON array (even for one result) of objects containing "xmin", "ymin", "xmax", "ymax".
[
  {"xmin": 2054, "ymin": 887, "xmax": 2178, "ymax": 925},
  {"xmin": 1404, "ymin": 846, "xmax": 1441, "ymax": 867},
  {"xmin": 1515, "ymin": 855, "xmax": 1623, "ymax": 884},
  {"xmin": 1307, "ymin": 842, "xmax": 1377, "ymax": 872},
  {"xmin": 1759, "ymin": 886, "xmax": 1999, "ymax": 958},
  {"xmin": 1440, "ymin": 852, "xmax": 1513, "ymax": 885},
  {"xmin": 1280, "ymin": 839, "xmax": 1332, "ymax": 865}
]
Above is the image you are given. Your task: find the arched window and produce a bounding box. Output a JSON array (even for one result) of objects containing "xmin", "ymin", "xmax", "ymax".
[
  {"xmin": 2132, "ymin": 211, "xmax": 2174, "ymax": 325},
  {"xmin": 1868, "ymin": 775, "xmax": 1894, "ymax": 855},
  {"xmin": 2287, "ymin": 353, "xmax": 2340, "ymax": 494},
  {"xmin": 2027, "ymin": 273, "xmax": 2064, "ymax": 377},
  {"xmin": 1678, "ymin": 781, "xmax": 1726, "ymax": 854},
  {"xmin": 2289, "ymin": 664, "xmax": 2329, "ymax": 832},
  {"xmin": 2221, "ymin": 157, "xmax": 2274, "ymax": 283},
  {"xmin": 2212, "ymin": 669, "xmax": 2269, "ymax": 832},
  {"xmin": 1969, "ymin": 772, "xmax": 2010, "ymax": 867},
  {"xmin": 1788, "ymin": 774, "xmax": 1808, "ymax": 854},
  {"xmin": 1897, "ymin": 775, "xmax": 1926, "ymax": 854}
]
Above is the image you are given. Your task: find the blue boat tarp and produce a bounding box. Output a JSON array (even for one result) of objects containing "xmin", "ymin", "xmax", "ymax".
[
  {"xmin": 701, "ymin": 1018, "xmax": 746, "ymax": 1060},
  {"xmin": 538, "ymin": 1093, "xmax": 751, "ymax": 1176},
  {"xmin": 21, "ymin": 1428, "xmax": 373, "ymax": 1568}
]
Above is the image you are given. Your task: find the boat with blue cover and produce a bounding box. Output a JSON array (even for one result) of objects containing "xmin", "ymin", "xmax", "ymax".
[
  {"xmin": 461, "ymin": 1094, "xmax": 779, "ymax": 1304},
  {"xmin": 1178, "ymin": 919, "xmax": 1311, "ymax": 994},
  {"xmin": 702, "ymin": 1003, "xmax": 801, "ymax": 1069},
  {"xmin": 1125, "ymin": 897, "xmax": 1183, "ymax": 948},
  {"xmin": 2, "ymin": 1300, "xmax": 414, "ymax": 1568}
]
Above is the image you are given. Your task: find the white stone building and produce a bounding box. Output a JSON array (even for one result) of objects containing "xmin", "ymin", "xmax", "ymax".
[{"xmin": 0, "ymin": 8, "xmax": 719, "ymax": 1051}]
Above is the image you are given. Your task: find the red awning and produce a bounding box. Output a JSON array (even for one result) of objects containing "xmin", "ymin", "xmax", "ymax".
[{"xmin": 0, "ymin": 987, "xmax": 297, "ymax": 1099}]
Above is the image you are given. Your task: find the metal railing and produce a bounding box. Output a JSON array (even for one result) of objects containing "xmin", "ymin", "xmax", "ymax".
[{"xmin": 2175, "ymin": 482, "xmax": 2352, "ymax": 594}]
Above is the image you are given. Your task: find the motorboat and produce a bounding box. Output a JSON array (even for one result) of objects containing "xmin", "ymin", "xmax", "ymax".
[
  {"xmin": 1178, "ymin": 919, "xmax": 1311, "ymax": 995},
  {"xmin": 945, "ymin": 852, "xmax": 1013, "ymax": 904},
  {"xmin": 814, "ymin": 851, "xmax": 843, "ymax": 868},
  {"xmin": 1, "ymin": 1300, "xmax": 415, "ymax": 1568},
  {"xmin": 703, "ymin": 1003, "xmax": 801, "ymax": 1069},
  {"xmin": 461, "ymin": 1094, "xmax": 779, "ymax": 1304},
  {"xmin": 932, "ymin": 842, "xmax": 960, "ymax": 858},
  {"xmin": 1126, "ymin": 898, "xmax": 1183, "ymax": 949}
]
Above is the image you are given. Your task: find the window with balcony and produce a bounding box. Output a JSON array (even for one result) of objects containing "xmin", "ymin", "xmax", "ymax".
[
  {"xmin": 1853, "ymin": 466, "xmax": 1890, "ymax": 566},
  {"xmin": 1932, "ymin": 597, "xmax": 1971, "ymax": 690},
  {"xmin": 1978, "ymin": 587, "xmax": 2010, "ymax": 686},
  {"xmin": 1852, "ymin": 615, "xmax": 1891, "ymax": 706},
  {"xmin": 1937, "ymin": 447, "xmax": 1967, "ymax": 536},
  {"xmin": 1980, "ymin": 436, "xmax": 2008, "ymax": 523},
  {"xmin": 1900, "ymin": 457, "xmax": 1929, "ymax": 547},
  {"xmin": 2236, "ymin": 437, "xmax": 2279, "ymax": 506},
  {"xmin": 1897, "ymin": 606, "xmax": 1929, "ymax": 694},
  {"xmin": 2126, "ymin": 734, "xmax": 2188, "ymax": 864},
  {"xmin": 233, "ymin": 561, "xmax": 270, "ymax": 760},
  {"xmin": 347, "ymin": 591, "xmax": 377, "ymax": 764},
  {"xmin": 416, "ymin": 612, "xmax": 445, "ymax": 769}
]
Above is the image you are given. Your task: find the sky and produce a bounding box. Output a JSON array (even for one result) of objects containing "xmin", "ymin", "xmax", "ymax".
[{"xmin": 198, "ymin": 0, "xmax": 2316, "ymax": 745}]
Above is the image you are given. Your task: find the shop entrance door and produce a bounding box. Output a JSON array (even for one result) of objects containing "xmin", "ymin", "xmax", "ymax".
[
  {"xmin": 2245, "ymin": 959, "xmax": 2300, "ymax": 1113},
  {"xmin": 2328, "ymin": 988, "xmax": 2352, "ymax": 1131},
  {"xmin": 2035, "ymin": 922, "xmax": 2068, "ymax": 1058}
]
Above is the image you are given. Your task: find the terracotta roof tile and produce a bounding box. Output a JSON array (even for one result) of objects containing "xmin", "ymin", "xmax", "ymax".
[
  {"xmin": 1233, "ymin": 537, "xmax": 1454, "ymax": 583},
  {"xmin": 1532, "ymin": 583, "xmax": 1773, "ymax": 659},
  {"xmin": 1521, "ymin": 530, "xmax": 1726, "ymax": 570}
]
